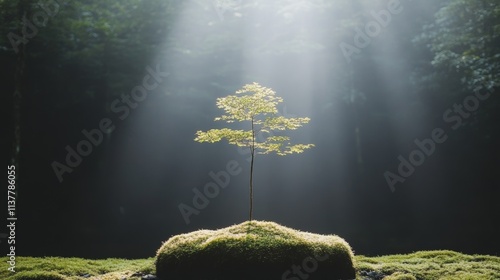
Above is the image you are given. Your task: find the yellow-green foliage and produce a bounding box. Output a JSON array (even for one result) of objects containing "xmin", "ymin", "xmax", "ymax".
[
  {"xmin": 355, "ymin": 250, "xmax": 500, "ymax": 280},
  {"xmin": 194, "ymin": 82, "xmax": 314, "ymax": 156},
  {"xmin": 155, "ymin": 220, "xmax": 356, "ymax": 280}
]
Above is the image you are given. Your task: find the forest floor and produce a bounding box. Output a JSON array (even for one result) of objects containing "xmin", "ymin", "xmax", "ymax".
[{"xmin": 1, "ymin": 250, "xmax": 499, "ymax": 280}]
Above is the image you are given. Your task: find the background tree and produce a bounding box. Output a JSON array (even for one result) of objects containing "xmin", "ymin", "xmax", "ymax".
[
  {"xmin": 413, "ymin": 0, "xmax": 499, "ymax": 165},
  {"xmin": 424, "ymin": 0, "xmax": 500, "ymax": 92},
  {"xmin": 195, "ymin": 82, "xmax": 314, "ymax": 221}
]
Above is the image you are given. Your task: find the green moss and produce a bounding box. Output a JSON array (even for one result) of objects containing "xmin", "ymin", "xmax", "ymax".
[
  {"xmin": 382, "ymin": 272, "xmax": 417, "ymax": 280},
  {"xmin": 0, "ymin": 245, "xmax": 498, "ymax": 280},
  {"xmin": 355, "ymin": 250, "xmax": 500, "ymax": 279},
  {"xmin": 155, "ymin": 220, "xmax": 356, "ymax": 280},
  {"xmin": 0, "ymin": 257, "xmax": 155, "ymax": 280},
  {"xmin": 11, "ymin": 271, "xmax": 66, "ymax": 280}
]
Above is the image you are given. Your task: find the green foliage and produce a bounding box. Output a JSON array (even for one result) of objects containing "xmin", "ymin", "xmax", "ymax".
[
  {"xmin": 422, "ymin": 0, "xmax": 500, "ymax": 91},
  {"xmin": 195, "ymin": 82, "xmax": 314, "ymax": 156},
  {"xmin": 0, "ymin": 0, "xmax": 176, "ymax": 106}
]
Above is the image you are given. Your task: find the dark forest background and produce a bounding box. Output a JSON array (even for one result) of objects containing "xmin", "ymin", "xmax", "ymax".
[{"xmin": 1, "ymin": 0, "xmax": 499, "ymax": 258}]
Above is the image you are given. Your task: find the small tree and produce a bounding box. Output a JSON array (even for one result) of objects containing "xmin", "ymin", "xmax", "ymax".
[{"xmin": 195, "ymin": 82, "xmax": 314, "ymax": 221}]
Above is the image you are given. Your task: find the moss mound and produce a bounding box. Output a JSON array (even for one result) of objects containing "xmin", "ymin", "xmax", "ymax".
[{"xmin": 155, "ymin": 220, "xmax": 356, "ymax": 280}]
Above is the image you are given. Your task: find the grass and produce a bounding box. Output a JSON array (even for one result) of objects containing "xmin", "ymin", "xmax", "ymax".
[{"xmin": 1, "ymin": 222, "xmax": 499, "ymax": 280}]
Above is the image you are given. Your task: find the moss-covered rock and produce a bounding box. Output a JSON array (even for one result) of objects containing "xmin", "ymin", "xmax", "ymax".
[{"xmin": 155, "ymin": 220, "xmax": 356, "ymax": 280}]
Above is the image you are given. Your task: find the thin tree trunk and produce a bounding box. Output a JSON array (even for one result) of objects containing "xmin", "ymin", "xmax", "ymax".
[
  {"xmin": 349, "ymin": 63, "xmax": 363, "ymax": 175},
  {"xmin": 249, "ymin": 119, "xmax": 255, "ymax": 221},
  {"xmin": 11, "ymin": 0, "xmax": 28, "ymax": 200},
  {"xmin": 249, "ymin": 148, "xmax": 254, "ymax": 221}
]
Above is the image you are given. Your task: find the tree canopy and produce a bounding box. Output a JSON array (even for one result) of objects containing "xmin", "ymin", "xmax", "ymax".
[{"xmin": 195, "ymin": 82, "xmax": 314, "ymax": 156}]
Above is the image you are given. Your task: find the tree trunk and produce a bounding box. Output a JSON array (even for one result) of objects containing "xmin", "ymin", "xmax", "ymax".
[
  {"xmin": 11, "ymin": 0, "xmax": 29, "ymax": 200},
  {"xmin": 249, "ymin": 119, "xmax": 255, "ymax": 221}
]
